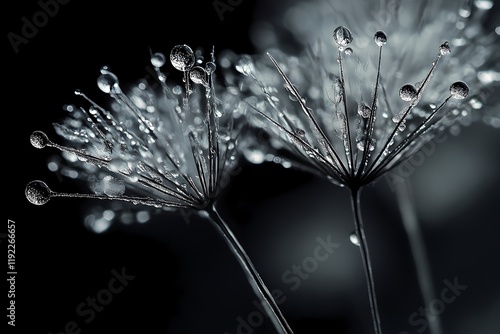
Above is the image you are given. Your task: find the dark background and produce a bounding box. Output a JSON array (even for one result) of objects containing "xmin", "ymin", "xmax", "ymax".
[{"xmin": 4, "ymin": 0, "xmax": 500, "ymax": 333}]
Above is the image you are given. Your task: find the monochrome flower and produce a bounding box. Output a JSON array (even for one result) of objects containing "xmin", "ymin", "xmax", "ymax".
[
  {"xmin": 229, "ymin": 1, "xmax": 499, "ymax": 333},
  {"xmin": 25, "ymin": 44, "xmax": 294, "ymax": 334},
  {"xmin": 26, "ymin": 45, "xmax": 245, "ymax": 216},
  {"xmin": 237, "ymin": 0, "xmax": 499, "ymax": 189}
]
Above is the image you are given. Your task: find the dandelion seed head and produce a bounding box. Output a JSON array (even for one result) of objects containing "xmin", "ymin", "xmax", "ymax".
[
  {"xmin": 27, "ymin": 44, "xmax": 246, "ymax": 230},
  {"xmin": 239, "ymin": 0, "xmax": 498, "ymax": 188}
]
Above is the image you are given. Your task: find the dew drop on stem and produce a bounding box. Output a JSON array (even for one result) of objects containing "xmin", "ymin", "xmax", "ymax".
[
  {"xmin": 439, "ymin": 41, "xmax": 451, "ymax": 55},
  {"xmin": 30, "ymin": 130, "xmax": 49, "ymax": 149},
  {"xmin": 374, "ymin": 31, "xmax": 387, "ymax": 46},
  {"xmin": 399, "ymin": 84, "xmax": 418, "ymax": 101},
  {"xmin": 333, "ymin": 26, "xmax": 353, "ymax": 48},
  {"xmin": 350, "ymin": 231, "xmax": 360, "ymax": 246},
  {"xmin": 170, "ymin": 44, "xmax": 196, "ymax": 72},
  {"xmin": 151, "ymin": 52, "xmax": 166, "ymax": 68},
  {"xmin": 450, "ymin": 81, "xmax": 469, "ymax": 99},
  {"xmin": 25, "ymin": 180, "xmax": 52, "ymax": 205}
]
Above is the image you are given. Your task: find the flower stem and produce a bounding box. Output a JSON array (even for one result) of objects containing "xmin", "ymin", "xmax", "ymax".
[
  {"xmin": 204, "ymin": 205, "xmax": 294, "ymax": 334},
  {"xmin": 395, "ymin": 181, "xmax": 443, "ymax": 334},
  {"xmin": 350, "ymin": 187, "xmax": 383, "ymax": 334}
]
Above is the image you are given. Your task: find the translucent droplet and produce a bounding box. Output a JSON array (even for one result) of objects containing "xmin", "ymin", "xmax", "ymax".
[
  {"xmin": 189, "ymin": 66, "xmax": 208, "ymax": 86},
  {"xmin": 170, "ymin": 44, "xmax": 195, "ymax": 72},
  {"xmin": 294, "ymin": 128, "xmax": 306, "ymax": 138},
  {"xmin": 30, "ymin": 131, "xmax": 49, "ymax": 149},
  {"xmin": 399, "ymin": 84, "xmax": 418, "ymax": 101},
  {"xmin": 205, "ymin": 61, "xmax": 216, "ymax": 74},
  {"xmin": 97, "ymin": 70, "xmax": 119, "ymax": 94},
  {"xmin": 25, "ymin": 180, "xmax": 51, "ymax": 205},
  {"xmin": 344, "ymin": 47, "xmax": 353, "ymax": 55},
  {"xmin": 374, "ymin": 31, "xmax": 387, "ymax": 46},
  {"xmin": 90, "ymin": 175, "xmax": 125, "ymax": 196},
  {"xmin": 357, "ymin": 140, "xmax": 375, "ymax": 152},
  {"xmin": 109, "ymin": 159, "xmax": 131, "ymax": 174},
  {"xmin": 439, "ymin": 41, "xmax": 451, "ymax": 55},
  {"xmin": 357, "ymin": 103, "xmax": 372, "ymax": 118},
  {"xmin": 473, "ymin": 0, "xmax": 493, "ymax": 10},
  {"xmin": 151, "ymin": 52, "xmax": 166, "ymax": 67},
  {"xmin": 450, "ymin": 81, "xmax": 469, "ymax": 99},
  {"xmin": 136, "ymin": 210, "xmax": 151, "ymax": 223},
  {"xmin": 235, "ymin": 55, "xmax": 255, "ymax": 76},
  {"xmin": 469, "ymin": 97, "xmax": 483, "ymax": 109},
  {"xmin": 333, "ymin": 26, "xmax": 353, "ymax": 47},
  {"xmin": 172, "ymin": 85, "xmax": 182, "ymax": 95},
  {"xmin": 350, "ymin": 231, "xmax": 360, "ymax": 246},
  {"xmin": 398, "ymin": 121, "xmax": 407, "ymax": 131},
  {"xmin": 459, "ymin": 0, "xmax": 472, "ymax": 17},
  {"xmin": 244, "ymin": 148, "xmax": 265, "ymax": 164}
]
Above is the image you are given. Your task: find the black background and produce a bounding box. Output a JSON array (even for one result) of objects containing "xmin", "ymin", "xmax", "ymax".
[{"xmin": 4, "ymin": 0, "xmax": 500, "ymax": 333}]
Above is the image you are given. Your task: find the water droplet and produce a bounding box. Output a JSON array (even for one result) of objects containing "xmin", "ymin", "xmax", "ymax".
[
  {"xmin": 109, "ymin": 159, "xmax": 131, "ymax": 174},
  {"xmin": 439, "ymin": 41, "xmax": 451, "ymax": 55},
  {"xmin": 357, "ymin": 141, "xmax": 375, "ymax": 152},
  {"xmin": 344, "ymin": 47, "xmax": 353, "ymax": 55},
  {"xmin": 450, "ymin": 81, "xmax": 469, "ymax": 99},
  {"xmin": 350, "ymin": 231, "xmax": 360, "ymax": 246},
  {"xmin": 474, "ymin": 0, "xmax": 493, "ymax": 10},
  {"xmin": 136, "ymin": 210, "xmax": 151, "ymax": 223},
  {"xmin": 25, "ymin": 180, "xmax": 51, "ymax": 205},
  {"xmin": 205, "ymin": 61, "xmax": 216, "ymax": 74},
  {"xmin": 294, "ymin": 128, "xmax": 306, "ymax": 138},
  {"xmin": 459, "ymin": 0, "xmax": 472, "ymax": 17},
  {"xmin": 30, "ymin": 131, "xmax": 49, "ymax": 149},
  {"xmin": 333, "ymin": 26, "xmax": 353, "ymax": 47},
  {"xmin": 189, "ymin": 66, "xmax": 208, "ymax": 86},
  {"xmin": 244, "ymin": 148, "xmax": 265, "ymax": 164},
  {"xmin": 469, "ymin": 97, "xmax": 483, "ymax": 109},
  {"xmin": 170, "ymin": 44, "xmax": 195, "ymax": 72},
  {"xmin": 235, "ymin": 55, "xmax": 255, "ymax": 76},
  {"xmin": 398, "ymin": 121, "xmax": 407, "ymax": 131},
  {"xmin": 90, "ymin": 175, "xmax": 126, "ymax": 196},
  {"xmin": 399, "ymin": 84, "xmax": 418, "ymax": 101},
  {"xmin": 172, "ymin": 85, "xmax": 182, "ymax": 95},
  {"xmin": 357, "ymin": 103, "xmax": 372, "ymax": 118},
  {"xmin": 151, "ymin": 52, "xmax": 166, "ymax": 67},
  {"xmin": 97, "ymin": 70, "xmax": 119, "ymax": 94},
  {"xmin": 374, "ymin": 31, "xmax": 387, "ymax": 46}
]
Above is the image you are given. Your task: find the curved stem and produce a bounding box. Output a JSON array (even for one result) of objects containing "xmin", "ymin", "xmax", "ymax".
[
  {"xmin": 203, "ymin": 205, "xmax": 294, "ymax": 334},
  {"xmin": 350, "ymin": 187, "xmax": 383, "ymax": 334},
  {"xmin": 395, "ymin": 181, "xmax": 443, "ymax": 334}
]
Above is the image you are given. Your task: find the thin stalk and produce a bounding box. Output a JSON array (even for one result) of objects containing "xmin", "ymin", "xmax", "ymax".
[
  {"xmin": 350, "ymin": 187, "xmax": 383, "ymax": 334},
  {"xmin": 395, "ymin": 181, "xmax": 443, "ymax": 334},
  {"xmin": 204, "ymin": 205, "xmax": 294, "ymax": 334}
]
